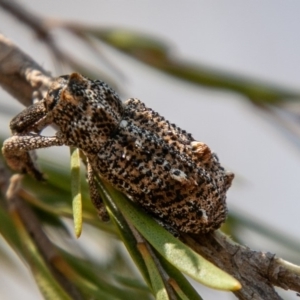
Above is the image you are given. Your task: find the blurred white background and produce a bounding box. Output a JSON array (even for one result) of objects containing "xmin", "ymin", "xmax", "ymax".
[{"xmin": 1, "ymin": 1, "xmax": 300, "ymax": 299}]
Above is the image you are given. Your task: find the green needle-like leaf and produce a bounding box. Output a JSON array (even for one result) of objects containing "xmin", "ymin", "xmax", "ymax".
[
  {"xmin": 70, "ymin": 147, "xmax": 83, "ymax": 238},
  {"xmin": 96, "ymin": 180, "xmax": 152, "ymax": 287},
  {"xmin": 138, "ymin": 243, "xmax": 170, "ymax": 300},
  {"xmin": 157, "ymin": 252, "xmax": 204, "ymax": 300}
]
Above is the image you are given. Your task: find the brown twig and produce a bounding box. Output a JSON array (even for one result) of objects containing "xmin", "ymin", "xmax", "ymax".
[
  {"xmin": 0, "ymin": 33, "xmax": 52, "ymax": 106},
  {"xmin": 182, "ymin": 231, "xmax": 300, "ymax": 300}
]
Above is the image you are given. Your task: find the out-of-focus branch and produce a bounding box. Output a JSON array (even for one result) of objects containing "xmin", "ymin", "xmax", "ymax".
[
  {"xmin": 0, "ymin": 34, "xmax": 52, "ymax": 106},
  {"xmin": 0, "ymin": 0, "xmax": 121, "ymax": 89},
  {"xmin": 0, "ymin": 0, "xmax": 48, "ymax": 38}
]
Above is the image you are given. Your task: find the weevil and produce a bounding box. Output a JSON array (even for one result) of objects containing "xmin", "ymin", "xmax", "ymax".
[{"xmin": 2, "ymin": 73, "xmax": 234, "ymax": 234}]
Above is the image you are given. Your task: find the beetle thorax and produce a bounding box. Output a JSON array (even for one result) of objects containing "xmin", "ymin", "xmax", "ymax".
[{"xmin": 45, "ymin": 73, "xmax": 124, "ymax": 153}]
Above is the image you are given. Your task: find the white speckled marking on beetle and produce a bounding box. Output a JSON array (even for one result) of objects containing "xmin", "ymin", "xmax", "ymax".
[{"xmin": 2, "ymin": 73, "xmax": 234, "ymax": 234}]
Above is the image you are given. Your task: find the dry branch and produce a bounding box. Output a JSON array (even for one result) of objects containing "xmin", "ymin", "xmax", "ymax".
[
  {"xmin": 182, "ymin": 232, "xmax": 300, "ymax": 300},
  {"xmin": 0, "ymin": 34, "xmax": 52, "ymax": 106}
]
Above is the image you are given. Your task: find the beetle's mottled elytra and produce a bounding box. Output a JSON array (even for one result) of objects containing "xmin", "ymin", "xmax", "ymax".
[{"xmin": 2, "ymin": 73, "xmax": 234, "ymax": 234}]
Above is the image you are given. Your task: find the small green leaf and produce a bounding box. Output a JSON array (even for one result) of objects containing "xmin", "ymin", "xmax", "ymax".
[
  {"xmin": 96, "ymin": 180, "xmax": 152, "ymax": 287},
  {"xmin": 137, "ymin": 243, "xmax": 169, "ymax": 300},
  {"xmin": 157, "ymin": 252, "xmax": 204, "ymax": 300},
  {"xmin": 88, "ymin": 28, "xmax": 169, "ymax": 59},
  {"xmin": 70, "ymin": 147, "xmax": 82, "ymax": 238}
]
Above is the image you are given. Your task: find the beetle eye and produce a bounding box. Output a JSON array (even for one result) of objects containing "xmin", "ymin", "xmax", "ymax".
[
  {"xmin": 48, "ymin": 87, "xmax": 60, "ymax": 99},
  {"xmin": 46, "ymin": 87, "xmax": 61, "ymax": 110},
  {"xmin": 59, "ymin": 75, "xmax": 70, "ymax": 80}
]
